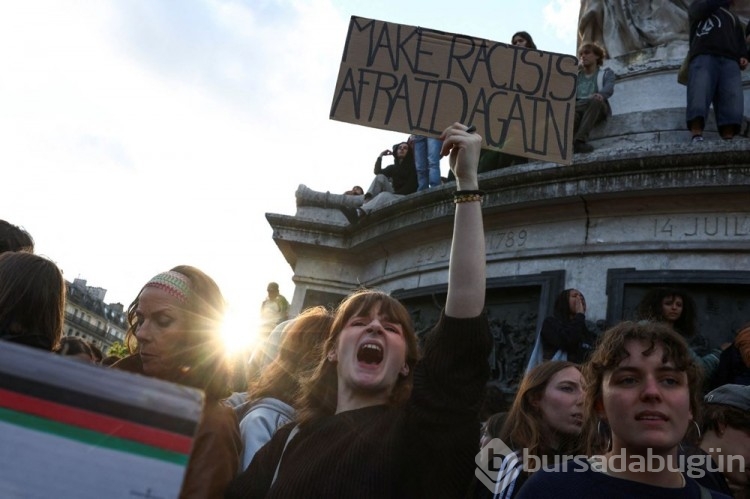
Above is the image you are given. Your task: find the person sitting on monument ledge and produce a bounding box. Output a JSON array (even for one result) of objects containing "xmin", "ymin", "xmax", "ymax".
[
  {"xmin": 340, "ymin": 141, "xmax": 417, "ymax": 224},
  {"xmin": 573, "ymin": 42, "xmax": 615, "ymax": 154}
]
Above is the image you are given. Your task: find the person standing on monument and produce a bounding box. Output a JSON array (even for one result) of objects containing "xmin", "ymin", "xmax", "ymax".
[
  {"xmin": 686, "ymin": 0, "xmax": 749, "ymax": 143},
  {"xmin": 260, "ymin": 282, "xmax": 290, "ymax": 339},
  {"xmin": 410, "ymin": 134, "xmax": 443, "ymax": 191},
  {"xmin": 573, "ymin": 42, "xmax": 615, "ymax": 154}
]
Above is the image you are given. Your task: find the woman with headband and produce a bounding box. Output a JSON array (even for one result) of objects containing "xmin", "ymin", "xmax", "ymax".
[{"xmin": 113, "ymin": 265, "xmax": 241, "ymax": 498}]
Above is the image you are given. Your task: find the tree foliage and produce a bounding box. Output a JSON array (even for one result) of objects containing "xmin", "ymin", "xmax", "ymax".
[{"xmin": 107, "ymin": 340, "xmax": 129, "ymax": 358}]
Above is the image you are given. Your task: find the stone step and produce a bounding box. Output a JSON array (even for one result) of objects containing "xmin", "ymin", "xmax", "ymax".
[{"xmin": 589, "ymin": 109, "xmax": 750, "ymax": 150}]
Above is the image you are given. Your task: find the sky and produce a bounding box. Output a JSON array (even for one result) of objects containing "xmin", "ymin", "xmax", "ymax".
[{"xmin": 0, "ymin": 0, "xmax": 579, "ymax": 346}]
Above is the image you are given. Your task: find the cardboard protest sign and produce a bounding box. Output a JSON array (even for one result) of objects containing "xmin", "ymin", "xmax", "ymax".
[
  {"xmin": 0, "ymin": 341, "xmax": 204, "ymax": 498},
  {"xmin": 330, "ymin": 17, "xmax": 579, "ymax": 165}
]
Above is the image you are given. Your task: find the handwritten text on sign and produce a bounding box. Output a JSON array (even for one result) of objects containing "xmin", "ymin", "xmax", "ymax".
[{"xmin": 330, "ymin": 17, "xmax": 579, "ymax": 165}]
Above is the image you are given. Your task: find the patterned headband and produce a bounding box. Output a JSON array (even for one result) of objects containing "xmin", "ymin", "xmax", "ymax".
[{"xmin": 143, "ymin": 271, "xmax": 192, "ymax": 304}]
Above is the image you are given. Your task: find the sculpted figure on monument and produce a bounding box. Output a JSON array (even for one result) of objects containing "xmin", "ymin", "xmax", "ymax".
[
  {"xmin": 578, "ymin": 0, "xmax": 691, "ymax": 58},
  {"xmin": 579, "ymin": 0, "xmax": 750, "ymax": 58}
]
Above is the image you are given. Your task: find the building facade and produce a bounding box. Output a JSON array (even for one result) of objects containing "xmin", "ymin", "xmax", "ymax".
[{"xmin": 63, "ymin": 278, "xmax": 127, "ymax": 354}]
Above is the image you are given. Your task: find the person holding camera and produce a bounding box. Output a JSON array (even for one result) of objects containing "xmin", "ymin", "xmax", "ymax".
[{"xmin": 340, "ymin": 141, "xmax": 417, "ymax": 224}]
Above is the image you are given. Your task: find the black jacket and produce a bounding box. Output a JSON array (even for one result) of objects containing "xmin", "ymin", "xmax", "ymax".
[{"xmin": 373, "ymin": 143, "xmax": 418, "ymax": 195}]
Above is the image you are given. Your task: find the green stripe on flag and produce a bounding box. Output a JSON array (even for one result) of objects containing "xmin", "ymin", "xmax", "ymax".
[{"xmin": 0, "ymin": 407, "xmax": 189, "ymax": 466}]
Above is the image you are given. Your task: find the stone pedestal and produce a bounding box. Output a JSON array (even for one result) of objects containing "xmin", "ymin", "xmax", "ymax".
[
  {"xmin": 590, "ymin": 44, "xmax": 750, "ymax": 149},
  {"xmin": 267, "ymin": 45, "xmax": 750, "ymax": 395}
]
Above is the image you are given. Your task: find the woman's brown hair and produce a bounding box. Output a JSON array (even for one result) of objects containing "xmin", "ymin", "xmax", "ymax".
[
  {"xmin": 295, "ymin": 289, "xmax": 418, "ymax": 426},
  {"xmin": 125, "ymin": 265, "xmax": 229, "ymax": 398},
  {"xmin": 247, "ymin": 306, "xmax": 332, "ymax": 405},
  {"xmin": 500, "ymin": 360, "xmax": 583, "ymax": 458},
  {"xmin": 0, "ymin": 251, "xmax": 64, "ymax": 351},
  {"xmin": 581, "ymin": 321, "xmax": 703, "ymax": 455}
]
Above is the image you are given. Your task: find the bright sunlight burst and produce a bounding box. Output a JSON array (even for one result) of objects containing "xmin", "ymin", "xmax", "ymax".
[{"xmin": 221, "ymin": 305, "xmax": 260, "ymax": 359}]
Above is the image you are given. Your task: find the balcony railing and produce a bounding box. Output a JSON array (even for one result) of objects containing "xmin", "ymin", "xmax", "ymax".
[{"xmin": 64, "ymin": 313, "xmax": 110, "ymax": 338}]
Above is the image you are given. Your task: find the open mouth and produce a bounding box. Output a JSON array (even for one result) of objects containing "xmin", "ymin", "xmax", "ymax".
[
  {"xmin": 357, "ymin": 342, "xmax": 383, "ymax": 365},
  {"xmin": 635, "ymin": 411, "xmax": 668, "ymax": 422}
]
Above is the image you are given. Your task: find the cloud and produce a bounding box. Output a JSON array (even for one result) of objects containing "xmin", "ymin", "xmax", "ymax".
[
  {"xmin": 107, "ymin": 0, "xmax": 346, "ymax": 124},
  {"xmin": 0, "ymin": 0, "xmax": 582, "ymax": 312},
  {"xmin": 543, "ymin": 0, "xmax": 580, "ymax": 43},
  {"xmin": 77, "ymin": 134, "xmax": 135, "ymax": 171}
]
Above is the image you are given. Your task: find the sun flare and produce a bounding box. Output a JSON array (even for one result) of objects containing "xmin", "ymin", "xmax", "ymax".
[{"xmin": 220, "ymin": 306, "xmax": 260, "ymax": 359}]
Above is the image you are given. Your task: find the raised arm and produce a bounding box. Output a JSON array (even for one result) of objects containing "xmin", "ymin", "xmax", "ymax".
[
  {"xmin": 373, "ymin": 149, "xmax": 390, "ymax": 175},
  {"xmin": 441, "ymin": 123, "xmax": 485, "ymax": 318}
]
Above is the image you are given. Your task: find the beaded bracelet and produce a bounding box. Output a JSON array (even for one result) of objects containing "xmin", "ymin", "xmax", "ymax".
[{"xmin": 454, "ymin": 190, "xmax": 485, "ymax": 204}]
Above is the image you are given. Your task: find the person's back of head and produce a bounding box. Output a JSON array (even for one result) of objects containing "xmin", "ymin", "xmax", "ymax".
[
  {"xmin": 55, "ymin": 336, "xmax": 96, "ymax": 362},
  {"xmin": 734, "ymin": 323, "xmax": 750, "ymax": 367},
  {"xmin": 481, "ymin": 411, "xmax": 509, "ymax": 448},
  {"xmin": 700, "ymin": 384, "xmax": 750, "ymax": 494},
  {"xmin": 87, "ymin": 342, "xmax": 103, "ymax": 363},
  {"xmin": 101, "ymin": 354, "xmax": 123, "ymax": 366},
  {"xmin": 0, "ymin": 251, "xmax": 64, "ymax": 351},
  {"xmin": 249, "ymin": 306, "xmax": 332, "ymax": 405},
  {"xmin": 702, "ymin": 384, "xmax": 750, "ymax": 435},
  {"xmin": 0, "ymin": 220, "xmax": 34, "ymax": 254}
]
